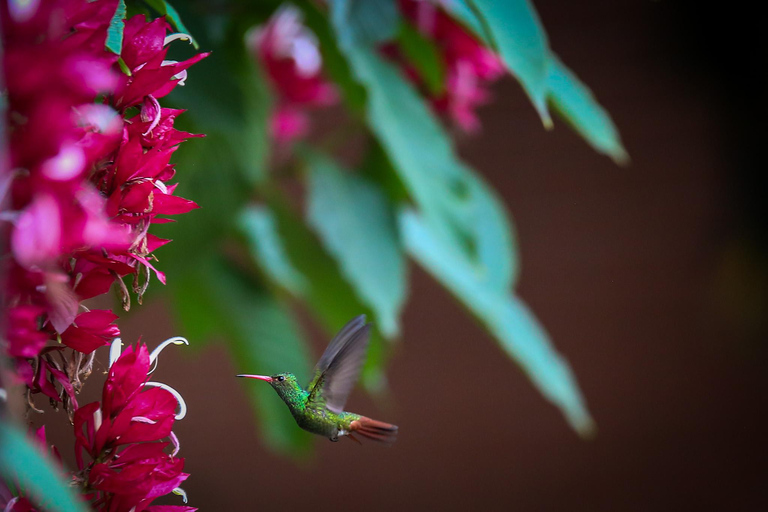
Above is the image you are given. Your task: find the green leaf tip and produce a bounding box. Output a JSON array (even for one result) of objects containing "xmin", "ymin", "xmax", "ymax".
[
  {"xmin": 239, "ymin": 205, "xmax": 309, "ymax": 296},
  {"xmin": 546, "ymin": 55, "xmax": 629, "ymax": 165},
  {"xmin": 144, "ymin": 0, "xmax": 199, "ymax": 49},
  {"xmin": 105, "ymin": 0, "xmax": 127, "ymax": 55},
  {"xmin": 399, "ymin": 210, "xmax": 593, "ymax": 435},
  {"xmin": 0, "ymin": 420, "xmax": 88, "ymax": 512}
]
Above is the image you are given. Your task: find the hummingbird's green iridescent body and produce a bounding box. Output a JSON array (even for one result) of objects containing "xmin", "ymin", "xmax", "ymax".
[
  {"xmin": 268, "ymin": 373, "xmax": 362, "ymax": 439},
  {"xmin": 238, "ymin": 316, "xmax": 398, "ymax": 444}
]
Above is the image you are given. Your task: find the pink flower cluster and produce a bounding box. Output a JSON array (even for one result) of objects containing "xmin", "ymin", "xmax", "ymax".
[
  {"xmin": 74, "ymin": 343, "xmax": 192, "ymax": 512},
  {"xmin": 247, "ymin": 5, "xmax": 338, "ymax": 144},
  {"xmin": 391, "ymin": 0, "xmax": 505, "ymax": 132},
  {"xmin": 1, "ymin": 1, "xmax": 206, "ymax": 397},
  {"xmin": 1, "ymin": 1, "xmax": 205, "ymax": 509}
]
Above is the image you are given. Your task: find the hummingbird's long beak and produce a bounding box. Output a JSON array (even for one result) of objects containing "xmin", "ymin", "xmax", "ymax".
[{"xmin": 236, "ymin": 374, "xmax": 273, "ymax": 382}]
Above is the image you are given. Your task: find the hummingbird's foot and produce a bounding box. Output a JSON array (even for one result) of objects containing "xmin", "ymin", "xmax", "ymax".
[{"xmin": 329, "ymin": 436, "xmax": 339, "ymax": 442}]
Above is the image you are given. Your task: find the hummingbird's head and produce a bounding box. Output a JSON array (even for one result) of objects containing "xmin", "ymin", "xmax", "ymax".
[
  {"xmin": 266, "ymin": 372, "xmax": 298, "ymax": 389},
  {"xmin": 237, "ymin": 372, "xmax": 300, "ymax": 393}
]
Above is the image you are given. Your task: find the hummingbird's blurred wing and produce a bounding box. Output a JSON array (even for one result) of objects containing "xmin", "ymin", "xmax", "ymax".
[{"xmin": 306, "ymin": 315, "xmax": 370, "ymax": 413}]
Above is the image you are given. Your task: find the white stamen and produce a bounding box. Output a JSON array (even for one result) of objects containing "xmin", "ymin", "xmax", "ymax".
[
  {"xmin": 169, "ymin": 431, "xmax": 180, "ymax": 457},
  {"xmin": 0, "ymin": 388, "xmax": 7, "ymax": 402},
  {"xmin": 144, "ymin": 381, "xmax": 187, "ymax": 420},
  {"xmin": 153, "ymin": 180, "xmax": 168, "ymax": 195},
  {"xmin": 148, "ymin": 336, "xmax": 189, "ymax": 374},
  {"xmin": 131, "ymin": 416, "xmax": 157, "ymax": 424},
  {"xmin": 141, "ymin": 95, "xmax": 162, "ymax": 136},
  {"xmin": 109, "ymin": 338, "xmax": 123, "ymax": 367},
  {"xmin": 164, "ymin": 33, "xmax": 196, "ymax": 47},
  {"xmin": 173, "ymin": 487, "xmax": 189, "ymax": 504},
  {"xmin": 160, "ymin": 60, "xmax": 188, "ymax": 85},
  {"xmin": 93, "ymin": 408, "xmax": 103, "ymax": 432}
]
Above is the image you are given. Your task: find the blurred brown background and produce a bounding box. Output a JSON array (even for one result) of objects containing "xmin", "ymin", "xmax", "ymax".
[{"xmin": 45, "ymin": 0, "xmax": 768, "ymax": 510}]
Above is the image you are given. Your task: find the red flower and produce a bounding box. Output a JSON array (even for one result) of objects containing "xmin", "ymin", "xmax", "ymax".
[
  {"xmin": 114, "ymin": 16, "xmax": 209, "ymax": 109},
  {"xmin": 74, "ymin": 342, "xmax": 191, "ymax": 511},
  {"xmin": 60, "ymin": 310, "xmax": 120, "ymax": 354},
  {"xmin": 2, "ymin": 2, "xmax": 206, "ymax": 363},
  {"xmin": 248, "ymin": 5, "xmax": 338, "ymax": 143}
]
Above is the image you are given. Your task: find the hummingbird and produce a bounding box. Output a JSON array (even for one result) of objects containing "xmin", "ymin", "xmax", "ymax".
[{"xmin": 237, "ymin": 315, "xmax": 398, "ymax": 444}]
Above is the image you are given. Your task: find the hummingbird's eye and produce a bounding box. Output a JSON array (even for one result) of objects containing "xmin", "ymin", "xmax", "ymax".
[{"xmin": 277, "ymin": 375, "xmax": 285, "ymax": 382}]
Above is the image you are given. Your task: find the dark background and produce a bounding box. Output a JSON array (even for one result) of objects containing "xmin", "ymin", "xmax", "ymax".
[{"xmin": 46, "ymin": 1, "xmax": 768, "ymax": 510}]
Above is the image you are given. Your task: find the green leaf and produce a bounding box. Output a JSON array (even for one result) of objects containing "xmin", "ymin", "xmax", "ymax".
[
  {"xmin": 190, "ymin": 257, "xmax": 314, "ymax": 455},
  {"xmin": 239, "ymin": 60, "xmax": 273, "ymax": 186},
  {"xmin": 329, "ymin": 37, "xmax": 518, "ymax": 291},
  {"xmin": 105, "ymin": 0, "xmax": 126, "ymax": 55},
  {"xmin": 143, "ymin": 0, "xmax": 199, "ymax": 48},
  {"xmin": 446, "ymin": 4, "xmax": 627, "ymax": 163},
  {"xmin": 461, "ymin": 0, "xmax": 552, "ymax": 125},
  {"xmin": 304, "ymin": 151, "xmax": 406, "ymax": 338},
  {"xmin": 265, "ymin": 196, "xmax": 390, "ymax": 391},
  {"xmin": 399, "ymin": 210, "xmax": 594, "ymax": 435},
  {"xmin": 331, "ymin": 0, "xmax": 400, "ymax": 47},
  {"xmin": 0, "ymin": 420, "xmax": 88, "ymax": 512},
  {"xmin": 396, "ymin": 21, "xmax": 445, "ymax": 96},
  {"xmin": 546, "ymin": 55, "xmax": 629, "ymax": 165},
  {"xmin": 240, "ymin": 205, "xmax": 308, "ymax": 295}
]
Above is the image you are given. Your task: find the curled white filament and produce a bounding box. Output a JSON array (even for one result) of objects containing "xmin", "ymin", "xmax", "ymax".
[
  {"xmin": 144, "ymin": 381, "xmax": 187, "ymax": 420},
  {"xmin": 149, "ymin": 336, "xmax": 189, "ymax": 374}
]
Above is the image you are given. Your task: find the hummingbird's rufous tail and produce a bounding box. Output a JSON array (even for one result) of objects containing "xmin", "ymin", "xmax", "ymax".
[{"xmin": 349, "ymin": 416, "xmax": 398, "ymax": 444}]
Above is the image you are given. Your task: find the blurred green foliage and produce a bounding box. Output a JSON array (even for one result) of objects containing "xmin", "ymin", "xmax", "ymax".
[{"xmin": 147, "ymin": 0, "xmax": 625, "ymax": 453}]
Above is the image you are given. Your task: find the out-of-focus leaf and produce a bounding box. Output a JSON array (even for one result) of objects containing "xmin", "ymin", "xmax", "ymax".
[
  {"xmin": 265, "ymin": 196, "xmax": 389, "ymax": 391},
  {"xmin": 396, "ymin": 21, "xmax": 445, "ymax": 96},
  {"xmin": 153, "ymin": 132, "xmax": 249, "ymax": 270},
  {"xmin": 546, "ymin": 55, "xmax": 629, "ymax": 165},
  {"xmin": 239, "ymin": 60, "xmax": 273, "ymax": 186},
  {"xmin": 0, "ymin": 420, "xmax": 88, "ymax": 512},
  {"xmin": 304, "ymin": 151, "xmax": 406, "ymax": 338},
  {"xmin": 446, "ymin": 3, "xmax": 627, "ymax": 163},
  {"xmin": 460, "ymin": 0, "xmax": 551, "ymax": 125},
  {"xmin": 144, "ymin": 0, "xmax": 199, "ymax": 48},
  {"xmin": 359, "ymin": 139, "xmax": 409, "ymax": 205},
  {"xmin": 106, "ymin": 0, "xmax": 126, "ymax": 55},
  {"xmin": 399, "ymin": 210, "xmax": 594, "ymax": 435},
  {"xmin": 186, "ymin": 257, "xmax": 314, "ymax": 455},
  {"xmin": 329, "ymin": 34, "xmax": 518, "ymax": 291},
  {"xmin": 240, "ymin": 205, "xmax": 308, "ymax": 295},
  {"xmin": 331, "ymin": 0, "xmax": 400, "ymax": 47}
]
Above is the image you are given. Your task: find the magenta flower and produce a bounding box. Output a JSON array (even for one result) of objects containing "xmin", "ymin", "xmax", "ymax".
[
  {"xmin": 2, "ymin": 3, "xmax": 202, "ymax": 509},
  {"xmin": 397, "ymin": 0, "xmax": 506, "ymax": 132},
  {"xmin": 2, "ymin": 2, "xmax": 206, "ymax": 368},
  {"xmin": 74, "ymin": 339, "xmax": 192, "ymax": 512},
  {"xmin": 248, "ymin": 5, "xmax": 338, "ymax": 143},
  {"xmin": 114, "ymin": 16, "xmax": 209, "ymax": 110},
  {"xmin": 60, "ymin": 310, "xmax": 120, "ymax": 354}
]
